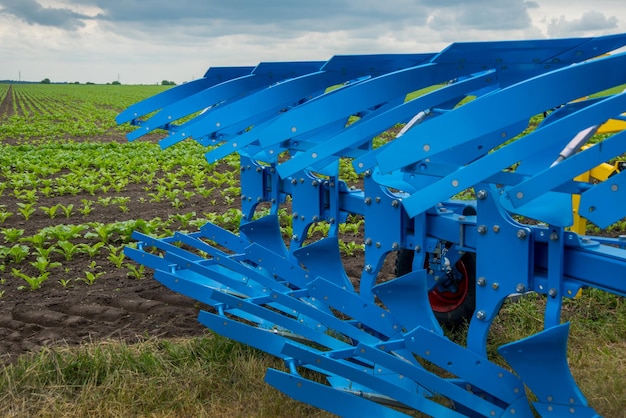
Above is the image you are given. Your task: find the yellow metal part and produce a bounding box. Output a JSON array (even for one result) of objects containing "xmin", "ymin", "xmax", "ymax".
[
  {"xmin": 569, "ymin": 118, "xmax": 624, "ymax": 235},
  {"xmin": 596, "ymin": 116, "xmax": 626, "ymax": 135}
]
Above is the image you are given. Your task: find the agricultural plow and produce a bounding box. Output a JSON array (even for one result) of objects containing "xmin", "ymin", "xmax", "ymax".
[{"xmin": 117, "ymin": 34, "xmax": 626, "ymax": 417}]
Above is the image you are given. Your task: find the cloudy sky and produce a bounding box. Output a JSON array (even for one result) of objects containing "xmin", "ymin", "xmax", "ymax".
[{"xmin": 0, "ymin": 0, "xmax": 624, "ymax": 84}]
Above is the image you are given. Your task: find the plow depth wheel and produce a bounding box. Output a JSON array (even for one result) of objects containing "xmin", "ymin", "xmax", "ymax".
[{"xmin": 396, "ymin": 250, "xmax": 476, "ymax": 328}]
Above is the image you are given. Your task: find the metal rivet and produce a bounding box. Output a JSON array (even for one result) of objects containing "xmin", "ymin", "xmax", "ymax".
[
  {"xmin": 311, "ymin": 152, "xmax": 318, "ymax": 159},
  {"xmin": 451, "ymin": 179, "xmax": 459, "ymax": 187},
  {"xmin": 291, "ymin": 126, "xmax": 297, "ymax": 132},
  {"xmin": 516, "ymin": 191, "xmax": 524, "ymax": 199},
  {"xmin": 611, "ymin": 184, "xmax": 618, "ymax": 192},
  {"xmin": 423, "ymin": 144, "xmax": 431, "ymax": 152}
]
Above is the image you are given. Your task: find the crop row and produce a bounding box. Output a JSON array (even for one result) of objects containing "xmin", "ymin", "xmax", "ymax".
[{"xmin": 0, "ymin": 84, "xmax": 168, "ymax": 139}]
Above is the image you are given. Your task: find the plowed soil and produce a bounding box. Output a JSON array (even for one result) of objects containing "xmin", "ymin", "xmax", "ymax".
[
  {"xmin": 0, "ymin": 140, "xmax": 214, "ymax": 365},
  {"xmin": 0, "ymin": 123, "xmax": 370, "ymax": 365}
]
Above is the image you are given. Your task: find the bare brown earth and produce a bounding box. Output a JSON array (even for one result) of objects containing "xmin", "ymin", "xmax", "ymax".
[
  {"xmin": 0, "ymin": 127, "xmax": 371, "ymax": 365},
  {"xmin": 0, "ymin": 137, "xmax": 209, "ymax": 364}
]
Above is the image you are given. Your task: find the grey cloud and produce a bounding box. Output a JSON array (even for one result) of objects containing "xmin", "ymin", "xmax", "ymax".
[
  {"xmin": 426, "ymin": 0, "xmax": 534, "ymax": 31},
  {"xmin": 547, "ymin": 10, "xmax": 618, "ymax": 37},
  {"xmin": 0, "ymin": 0, "xmax": 92, "ymax": 30}
]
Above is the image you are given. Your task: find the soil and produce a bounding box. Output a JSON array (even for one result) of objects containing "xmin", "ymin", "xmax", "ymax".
[{"xmin": 0, "ymin": 122, "xmax": 372, "ymax": 365}]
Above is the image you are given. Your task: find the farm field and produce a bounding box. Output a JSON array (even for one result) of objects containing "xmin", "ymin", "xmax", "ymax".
[
  {"xmin": 0, "ymin": 83, "xmax": 228, "ymax": 363},
  {"xmin": 0, "ymin": 83, "xmax": 625, "ymax": 417}
]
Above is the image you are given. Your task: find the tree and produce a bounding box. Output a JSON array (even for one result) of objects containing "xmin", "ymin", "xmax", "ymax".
[
  {"xmin": 41, "ymin": 78, "xmax": 51, "ymax": 84},
  {"xmin": 111, "ymin": 80, "xmax": 121, "ymax": 85},
  {"xmin": 161, "ymin": 80, "xmax": 176, "ymax": 86}
]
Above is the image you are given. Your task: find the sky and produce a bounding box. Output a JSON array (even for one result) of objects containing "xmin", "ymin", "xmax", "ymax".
[{"xmin": 0, "ymin": 0, "xmax": 625, "ymax": 85}]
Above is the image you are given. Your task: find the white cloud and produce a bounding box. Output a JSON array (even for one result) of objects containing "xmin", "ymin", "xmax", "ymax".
[{"xmin": 0, "ymin": 0, "xmax": 624, "ymax": 84}]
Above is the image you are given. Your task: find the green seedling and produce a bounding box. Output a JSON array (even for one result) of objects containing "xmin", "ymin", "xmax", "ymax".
[{"xmin": 12, "ymin": 269, "xmax": 50, "ymax": 291}]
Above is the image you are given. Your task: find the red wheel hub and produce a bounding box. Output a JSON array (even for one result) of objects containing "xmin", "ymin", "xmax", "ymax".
[{"xmin": 428, "ymin": 260, "xmax": 469, "ymax": 313}]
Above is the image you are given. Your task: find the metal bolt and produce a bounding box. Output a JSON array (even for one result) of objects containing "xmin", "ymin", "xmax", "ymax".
[
  {"xmin": 292, "ymin": 212, "xmax": 298, "ymax": 219},
  {"xmin": 476, "ymin": 310, "xmax": 487, "ymax": 320},
  {"xmin": 256, "ymin": 167, "xmax": 263, "ymax": 172},
  {"xmin": 291, "ymin": 234, "xmax": 298, "ymax": 241},
  {"xmin": 477, "ymin": 225, "xmax": 487, "ymax": 235},
  {"xmin": 312, "ymin": 216, "xmax": 319, "ymax": 222},
  {"xmin": 516, "ymin": 283, "xmax": 526, "ymax": 293},
  {"xmin": 549, "ymin": 231, "xmax": 559, "ymax": 241},
  {"xmin": 477, "ymin": 277, "xmax": 487, "ymax": 287},
  {"xmin": 415, "ymin": 245, "xmax": 421, "ymax": 253},
  {"xmin": 364, "ymin": 265, "xmax": 373, "ymax": 273},
  {"xmin": 548, "ymin": 288, "xmax": 558, "ymax": 298},
  {"xmin": 492, "ymin": 283, "xmax": 499, "ymax": 290},
  {"xmin": 241, "ymin": 195, "xmax": 247, "ymax": 200},
  {"xmin": 391, "ymin": 200, "xmax": 399, "ymax": 208},
  {"xmin": 291, "ymin": 178, "xmax": 297, "ymax": 184},
  {"xmin": 365, "ymin": 238, "xmax": 372, "ymax": 246},
  {"xmin": 375, "ymin": 197, "xmax": 381, "ymax": 203},
  {"xmin": 516, "ymin": 229, "xmax": 527, "ymax": 240},
  {"xmin": 364, "ymin": 197, "xmax": 372, "ymax": 205},
  {"xmin": 364, "ymin": 169, "xmax": 372, "ymax": 177},
  {"xmin": 492, "ymin": 225, "xmax": 500, "ymax": 233},
  {"xmin": 391, "ymin": 242, "xmax": 399, "ymax": 250},
  {"xmin": 375, "ymin": 242, "xmax": 381, "ymax": 248},
  {"xmin": 477, "ymin": 190, "xmax": 488, "ymax": 200},
  {"xmin": 312, "ymin": 180, "xmax": 319, "ymax": 187}
]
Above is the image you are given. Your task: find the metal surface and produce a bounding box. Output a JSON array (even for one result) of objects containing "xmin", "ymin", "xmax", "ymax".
[{"xmin": 117, "ymin": 34, "xmax": 626, "ymax": 417}]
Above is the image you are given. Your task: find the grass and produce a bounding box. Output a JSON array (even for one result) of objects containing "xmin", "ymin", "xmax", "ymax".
[
  {"xmin": 0, "ymin": 334, "xmax": 332, "ymax": 418},
  {"xmin": 1, "ymin": 290, "xmax": 624, "ymax": 417}
]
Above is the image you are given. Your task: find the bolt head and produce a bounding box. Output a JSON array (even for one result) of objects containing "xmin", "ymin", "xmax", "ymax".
[
  {"xmin": 477, "ymin": 225, "xmax": 487, "ymax": 234},
  {"xmin": 477, "ymin": 190, "xmax": 488, "ymax": 200},
  {"xmin": 516, "ymin": 229, "xmax": 527, "ymax": 240},
  {"xmin": 477, "ymin": 277, "xmax": 487, "ymax": 287},
  {"xmin": 476, "ymin": 310, "xmax": 487, "ymax": 320}
]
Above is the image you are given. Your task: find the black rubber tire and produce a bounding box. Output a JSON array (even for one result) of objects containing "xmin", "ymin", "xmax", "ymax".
[{"xmin": 395, "ymin": 249, "xmax": 476, "ymax": 328}]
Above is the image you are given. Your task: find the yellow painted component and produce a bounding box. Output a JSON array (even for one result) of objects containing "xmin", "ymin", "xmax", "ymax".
[
  {"xmin": 569, "ymin": 144, "xmax": 622, "ymax": 235},
  {"xmin": 570, "ymin": 171, "xmax": 590, "ymax": 235},
  {"xmin": 596, "ymin": 117, "xmax": 626, "ymax": 134}
]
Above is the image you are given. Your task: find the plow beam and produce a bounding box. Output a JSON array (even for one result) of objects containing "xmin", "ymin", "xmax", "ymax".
[{"xmin": 118, "ymin": 33, "xmax": 626, "ymax": 417}]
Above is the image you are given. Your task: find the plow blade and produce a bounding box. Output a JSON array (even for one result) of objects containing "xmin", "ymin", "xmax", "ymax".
[{"xmin": 119, "ymin": 34, "xmax": 626, "ymax": 416}]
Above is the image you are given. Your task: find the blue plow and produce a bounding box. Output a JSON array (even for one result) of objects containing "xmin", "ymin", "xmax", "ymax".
[{"xmin": 117, "ymin": 34, "xmax": 626, "ymax": 417}]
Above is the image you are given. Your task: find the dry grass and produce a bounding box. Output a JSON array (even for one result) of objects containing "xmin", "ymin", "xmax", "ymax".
[{"xmin": 0, "ymin": 292, "xmax": 624, "ymax": 417}]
